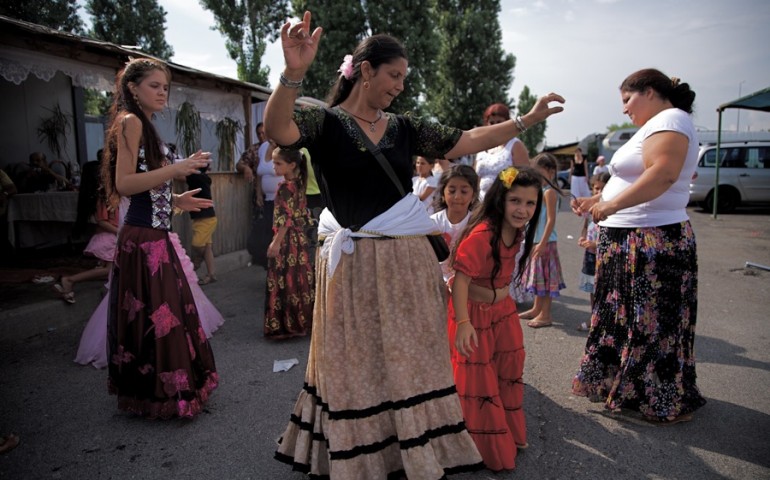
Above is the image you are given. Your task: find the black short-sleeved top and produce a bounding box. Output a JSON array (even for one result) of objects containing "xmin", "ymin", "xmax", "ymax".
[
  {"xmin": 283, "ymin": 106, "xmax": 462, "ymax": 230},
  {"xmin": 186, "ymin": 172, "xmax": 215, "ymax": 219}
]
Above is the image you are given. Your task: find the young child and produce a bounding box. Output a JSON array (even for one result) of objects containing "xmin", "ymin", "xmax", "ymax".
[
  {"xmin": 412, "ymin": 155, "xmax": 438, "ymax": 213},
  {"xmin": 576, "ymin": 172, "xmax": 611, "ymax": 331},
  {"xmin": 186, "ymin": 165, "xmax": 218, "ymax": 284},
  {"xmin": 264, "ymin": 147, "xmax": 315, "ymax": 339},
  {"xmin": 449, "ymin": 166, "xmax": 544, "ymax": 471},
  {"xmin": 520, "ymin": 153, "xmax": 566, "ymax": 328},
  {"xmin": 430, "ymin": 164, "xmax": 479, "ymax": 284}
]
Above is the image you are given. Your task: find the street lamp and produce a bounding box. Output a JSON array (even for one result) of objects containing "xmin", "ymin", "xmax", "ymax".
[{"xmin": 737, "ymin": 80, "xmax": 746, "ymax": 132}]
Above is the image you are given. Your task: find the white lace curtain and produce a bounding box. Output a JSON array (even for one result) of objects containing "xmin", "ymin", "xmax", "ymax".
[{"xmin": 0, "ymin": 46, "xmax": 246, "ymax": 125}]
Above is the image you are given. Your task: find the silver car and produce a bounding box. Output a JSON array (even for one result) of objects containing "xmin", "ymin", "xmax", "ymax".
[{"xmin": 689, "ymin": 141, "xmax": 770, "ymax": 212}]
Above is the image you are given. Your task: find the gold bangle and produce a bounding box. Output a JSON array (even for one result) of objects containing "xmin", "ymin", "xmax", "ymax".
[{"xmin": 456, "ymin": 318, "xmax": 471, "ymax": 326}]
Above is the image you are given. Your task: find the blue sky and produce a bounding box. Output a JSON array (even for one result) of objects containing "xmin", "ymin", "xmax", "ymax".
[{"xmin": 107, "ymin": 0, "xmax": 770, "ymax": 146}]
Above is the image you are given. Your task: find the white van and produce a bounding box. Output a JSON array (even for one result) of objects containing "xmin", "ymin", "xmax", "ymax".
[{"xmin": 689, "ymin": 141, "xmax": 770, "ymax": 212}]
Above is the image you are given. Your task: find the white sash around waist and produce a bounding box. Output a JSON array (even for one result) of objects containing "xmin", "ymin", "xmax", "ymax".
[{"xmin": 318, "ymin": 194, "xmax": 437, "ymax": 278}]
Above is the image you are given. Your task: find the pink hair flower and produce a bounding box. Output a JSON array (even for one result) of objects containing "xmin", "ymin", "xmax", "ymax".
[{"xmin": 338, "ymin": 54, "xmax": 354, "ymax": 80}]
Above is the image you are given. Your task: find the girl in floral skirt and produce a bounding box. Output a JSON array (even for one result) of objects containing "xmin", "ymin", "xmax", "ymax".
[
  {"xmin": 264, "ymin": 147, "xmax": 314, "ymax": 339},
  {"xmin": 520, "ymin": 153, "xmax": 566, "ymax": 328}
]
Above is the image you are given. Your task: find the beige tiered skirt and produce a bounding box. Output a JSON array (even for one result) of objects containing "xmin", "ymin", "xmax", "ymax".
[{"xmin": 275, "ymin": 236, "xmax": 483, "ymax": 479}]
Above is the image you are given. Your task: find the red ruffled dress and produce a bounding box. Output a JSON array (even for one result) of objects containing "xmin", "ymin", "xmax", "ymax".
[{"xmin": 449, "ymin": 221, "xmax": 526, "ymax": 471}]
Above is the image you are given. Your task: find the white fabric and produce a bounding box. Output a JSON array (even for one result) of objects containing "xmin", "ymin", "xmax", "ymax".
[
  {"xmin": 601, "ymin": 108, "xmax": 699, "ymax": 228},
  {"xmin": 0, "ymin": 46, "xmax": 115, "ymax": 90},
  {"xmin": 592, "ymin": 165, "xmax": 609, "ymax": 177},
  {"xmin": 256, "ymin": 142, "xmax": 282, "ymax": 201},
  {"xmin": 430, "ymin": 209, "xmax": 471, "ymax": 282},
  {"xmin": 475, "ymin": 140, "xmax": 521, "ymax": 200},
  {"xmin": 412, "ymin": 175, "xmax": 438, "ymax": 213},
  {"xmin": 318, "ymin": 194, "xmax": 438, "ymax": 278}
]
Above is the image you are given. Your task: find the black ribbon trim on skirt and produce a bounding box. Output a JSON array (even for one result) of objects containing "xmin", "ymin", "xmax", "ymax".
[
  {"xmin": 300, "ymin": 382, "xmax": 458, "ymax": 421},
  {"xmin": 289, "ymin": 413, "xmax": 327, "ymax": 442},
  {"xmin": 330, "ymin": 421, "xmax": 469, "ymax": 460}
]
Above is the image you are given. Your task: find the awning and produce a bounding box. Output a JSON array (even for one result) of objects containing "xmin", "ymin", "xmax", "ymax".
[{"xmin": 717, "ymin": 87, "xmax": 770, "ymax": 113}]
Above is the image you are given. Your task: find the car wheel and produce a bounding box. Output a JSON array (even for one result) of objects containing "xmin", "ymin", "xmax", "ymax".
[{"xmin": 703, "ymin": 188, "xmax": 739, "ymax": 213}]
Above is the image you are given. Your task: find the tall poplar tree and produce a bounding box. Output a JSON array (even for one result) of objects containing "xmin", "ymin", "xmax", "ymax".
[
  {"xmin": 516, "ymin": 85, "xmax": 546, "ymax": 155},
  {"xmin": 200, "ymin": 0, "xmax": 290, "ymax": 86},
  {"xmin": 0, "ymin": 0, "xmax": 84, "ymax": 34},
  {"xmin": 428, "ymin": 0, "xmax": 515, "ymax": 129},
  {"xmin": 86, "ymin": 0, "xmax": 173, "ymax": 60}
]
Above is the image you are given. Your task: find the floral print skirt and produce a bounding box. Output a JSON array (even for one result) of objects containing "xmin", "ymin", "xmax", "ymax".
[
  {"xmin": 522, "ymin": 241, "xmax": 566, "ymax": 297},
  {"xmin": 108, "ymin": 225, "xmax": 218, "ymax": 419},
  {"xmin": 264, "ymin": 224, "xmax": 314, "ymax": 339},
  {"xmin": 275, "ymin": 236, "xmax": 483, "ymax": 479},
  {"xmin": 572, "ymin": 221, "xmax": 706, "ymax": 421}
]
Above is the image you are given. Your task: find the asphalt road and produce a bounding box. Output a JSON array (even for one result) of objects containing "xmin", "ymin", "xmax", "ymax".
[{"xmin": 1, "ymin": 206, "xmax": 769, "ymax": 480}]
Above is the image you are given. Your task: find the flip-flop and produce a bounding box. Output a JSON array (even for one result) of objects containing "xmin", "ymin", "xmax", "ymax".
[
  {"xmin": 527, "ymin": 320, "xmax": 553, "ymax": 329},
  {"xmin": 645, "ymin": 413, "xmax": 694, "ymax": 426},
  {"xmin": 53, "ymin": 284, "xmax": 76, "ymax": 304},
  {"xmin": 0, "ymin": 434, "xmax": 19, "ymax": 454}
]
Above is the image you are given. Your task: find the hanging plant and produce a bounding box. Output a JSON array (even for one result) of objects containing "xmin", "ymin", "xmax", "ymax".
[
  {"xmin": 175, "ymin": 101, "xmax": 201, "ymax": 157},
  {"xmin": 37, "ymin": 103, "xmax": 70, "ymax": 159},
  {"xmin": 215, "ymin": 117, "xmax": 242, "ymax": 171}
]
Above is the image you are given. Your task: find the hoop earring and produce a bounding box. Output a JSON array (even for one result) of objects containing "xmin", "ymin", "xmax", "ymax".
[
  {"xmin": 133, "ymin": 93, "xmax": 140, "ymax": 105},
  {"xmin": 363, "ymin": 81, "xmax": 370, "ymax": 90}
]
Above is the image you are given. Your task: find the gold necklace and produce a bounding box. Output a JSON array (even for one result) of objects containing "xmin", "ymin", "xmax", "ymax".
[{"xmin": 340, "ymin": 107, "xmax": 383, "ymax": 132}]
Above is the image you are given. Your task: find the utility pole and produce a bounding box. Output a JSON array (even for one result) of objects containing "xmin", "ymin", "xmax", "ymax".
[{"xmin": 737, "ymin": 80, "xmax": 746, "ymax": 132}]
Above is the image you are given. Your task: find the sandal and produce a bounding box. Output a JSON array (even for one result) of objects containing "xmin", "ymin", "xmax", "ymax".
[
  {"xmin": 53, "ymin": 284, "xmax": 76, "ymax": 304},
  {"xmin": 527, "ymin": 320, "xmax": 552, "ymax": 329},
  {"xmin": 0, "ymin": 434, "xmax": 19, "ymax": 454},
  {"xmin": 198, "ymin": 275, "xmax": 217, "ymax": 285},
  {"xmin": 645, "ymin": 413, "xmax": 693, "ymax": 426}
]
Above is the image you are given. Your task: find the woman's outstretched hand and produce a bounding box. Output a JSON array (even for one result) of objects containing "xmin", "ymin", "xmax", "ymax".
[
  {"xmin": 525, "ymin": 93, "xmax": 566, "ymax": 125},
  {"xmin": 281, "ymin": 11, "xmax": 323, "ymax": 75},
  {"xmin": 175, "ymin": 189, "xmax": 213, "ymax": 212}
]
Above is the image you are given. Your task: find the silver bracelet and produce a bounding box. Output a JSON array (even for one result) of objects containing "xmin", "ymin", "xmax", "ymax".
[
  {"xmin": 279, "ymin": 72, "xmax": 303, "ymax": 89},
  {"xmin": 514, "ymin": 115, "xmax": 527, "ymax": 132}
]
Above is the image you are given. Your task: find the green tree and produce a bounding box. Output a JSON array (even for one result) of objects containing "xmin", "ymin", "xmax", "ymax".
[
  {"xmin": 86, "ymin": 0, "xmax": 173, "ymax": 60},
  {"xmin": 201, "ymin": 0, "xmax": 290, "ymax": 86},
  {"xmin": 516, "ymin": 85, "xmax": 546, "ymax": 155},
  {"xmin": 427, "ymin": 0, "xmax": 515, "ymax": 129},
  {"xmin": 606, "ymin": 122, "xmax": 636, "ymax": 131},
  {"xmin": 0, "ymin": 0, "xmax": 84, "ymax": 33}
]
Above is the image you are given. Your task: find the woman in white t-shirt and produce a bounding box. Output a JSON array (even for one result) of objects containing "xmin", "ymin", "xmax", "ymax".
[
  {"xmin": 474, "ymin": 103, "xmax": 530, "ymax": 200},
  {"xmin": 570, "ymin": 68, "xmax": 706, "ymax": 425}
]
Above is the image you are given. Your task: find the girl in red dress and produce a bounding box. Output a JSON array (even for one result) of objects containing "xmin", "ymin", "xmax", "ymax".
[
  {"xmin": 448, "ymin": 166, "xmax": 544, "ymax": 471},
  {"xmin": 264, "ymin": 147, "xmax": 314, "ymax": 338}
]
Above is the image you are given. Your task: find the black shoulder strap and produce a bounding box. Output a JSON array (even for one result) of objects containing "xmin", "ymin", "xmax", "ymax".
[{"xmin": 328, "ymin": 107, "xmax": 406, "ymax": 197}]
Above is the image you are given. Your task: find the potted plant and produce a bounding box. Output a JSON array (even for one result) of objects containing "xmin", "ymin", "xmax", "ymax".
[
  {"xmin": 37, "ymin": 103, "xmax": 70, "ymax": 159},
  {"xmin": 175, "ymin": 101, "xmax": 201, "ymax": 157},
  {"xmin": 215, "ymin": 117, "xmax": 242, "ymax": 171}
]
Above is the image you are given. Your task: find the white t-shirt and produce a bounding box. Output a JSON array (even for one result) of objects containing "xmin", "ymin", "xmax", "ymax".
[
  {"xmin": 431, "ymin": 209, "xmax": 471, "ymax": 282},
  {"xmin": 256, "ymin": 142, "xmax": 282, "ymax": 201},
  {"xmin": 412, "ymin": 175, "xmax": 438, "ymax": 213},
  {"xmin": 592, "ymin": 165, "xmax": 609, "ymax": 177},
  {"xmin": 600, "ymin": 108, "xmax": 699, "ymax": 228}
]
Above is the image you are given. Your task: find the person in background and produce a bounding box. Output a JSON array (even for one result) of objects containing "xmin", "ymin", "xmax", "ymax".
[
  {"xmin": 432, "ymin": 157, "xmax": 452, "ymax": 178},
  {"xmin": 412, "ymin": 155, "xmax": 438, "ymax": 213},
  {"xmin": 575, "ymin": 172, "xmax": 610, "ymax": 331},
  {"xmin": 571, "ymin": 68, "xmax": 705, "ymax": 424},
  {"xmin": 20, "ymin": 152, "xmax": 70, "ymax": 193},
  {"xmin": 101, "ymin": 56, "xmax": 217, "ymax": 419},
  {"xmin": 264, "ymin": 147, "xmax": 314, "ymax": 339},
  {"xmin": 519, "ymin": 153, "xmax": 566, "ymax": 328},
  {"xmin": 474, "ymin": 103, "xmax": 530, "ymax": 200},
  {"xmin": 237, "ymin": 122, "xmax": 270, "ymax": 266},
  {"xmin": 54, "ymin": 157, "xmax": 116, "ymax": 304},
  {"xmin": 569, "ymin": 147, "xmax": 590, "ymax": 199},
  {"xmin": 264, "ymin": 11, "xmax": 564, "ymax": 477},
  {"xmin": 592, "ymin": 155, "xmax": 609, "ymax": 177},
  {"xmin": 0, "ymin": 167, "xmax": 18, "ymax": 258},
  {"xmin": 430, "ymin": 164, "xmax": 479, "ymax": 284},
  {"xmin": 186, "ymin": 164, "xmax": 218, "ymax": 285}
]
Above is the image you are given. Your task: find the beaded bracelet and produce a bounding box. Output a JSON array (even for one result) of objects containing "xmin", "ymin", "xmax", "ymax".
[
  {"xmin": 514, "ymin": 115, "xmax": 527, "ymax": 132},
  {"xmin": 456, "ymin": 318, "xmax": 471, "ymax": 326},
  {"xmin": 279, "ymin": 72, "xmax": 303, "ymax": 89}
]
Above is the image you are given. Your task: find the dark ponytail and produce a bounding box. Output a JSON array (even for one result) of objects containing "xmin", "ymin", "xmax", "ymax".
[{"xmin": 620, "ymin": 68, "xmax": 696, "ymax": 113}]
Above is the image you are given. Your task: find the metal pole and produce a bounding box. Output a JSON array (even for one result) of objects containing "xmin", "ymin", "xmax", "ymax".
[
  {"xmin": 737, "ymin": 80, "xmax": 745, "ymax": 132},
  {"xmin": 713, "ymin": 110, "xmax": 722, "ymax": 219}
]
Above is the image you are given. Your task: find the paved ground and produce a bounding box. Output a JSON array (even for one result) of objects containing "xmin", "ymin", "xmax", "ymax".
[{"xmin": 1, "ymin": 205, "xmax": 769, "ymax": 479}]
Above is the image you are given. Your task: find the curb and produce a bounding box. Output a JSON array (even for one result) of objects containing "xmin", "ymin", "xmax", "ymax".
[{"xmin": 0, "ymin": 249, "xmax": 251, "ymax": 343}]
